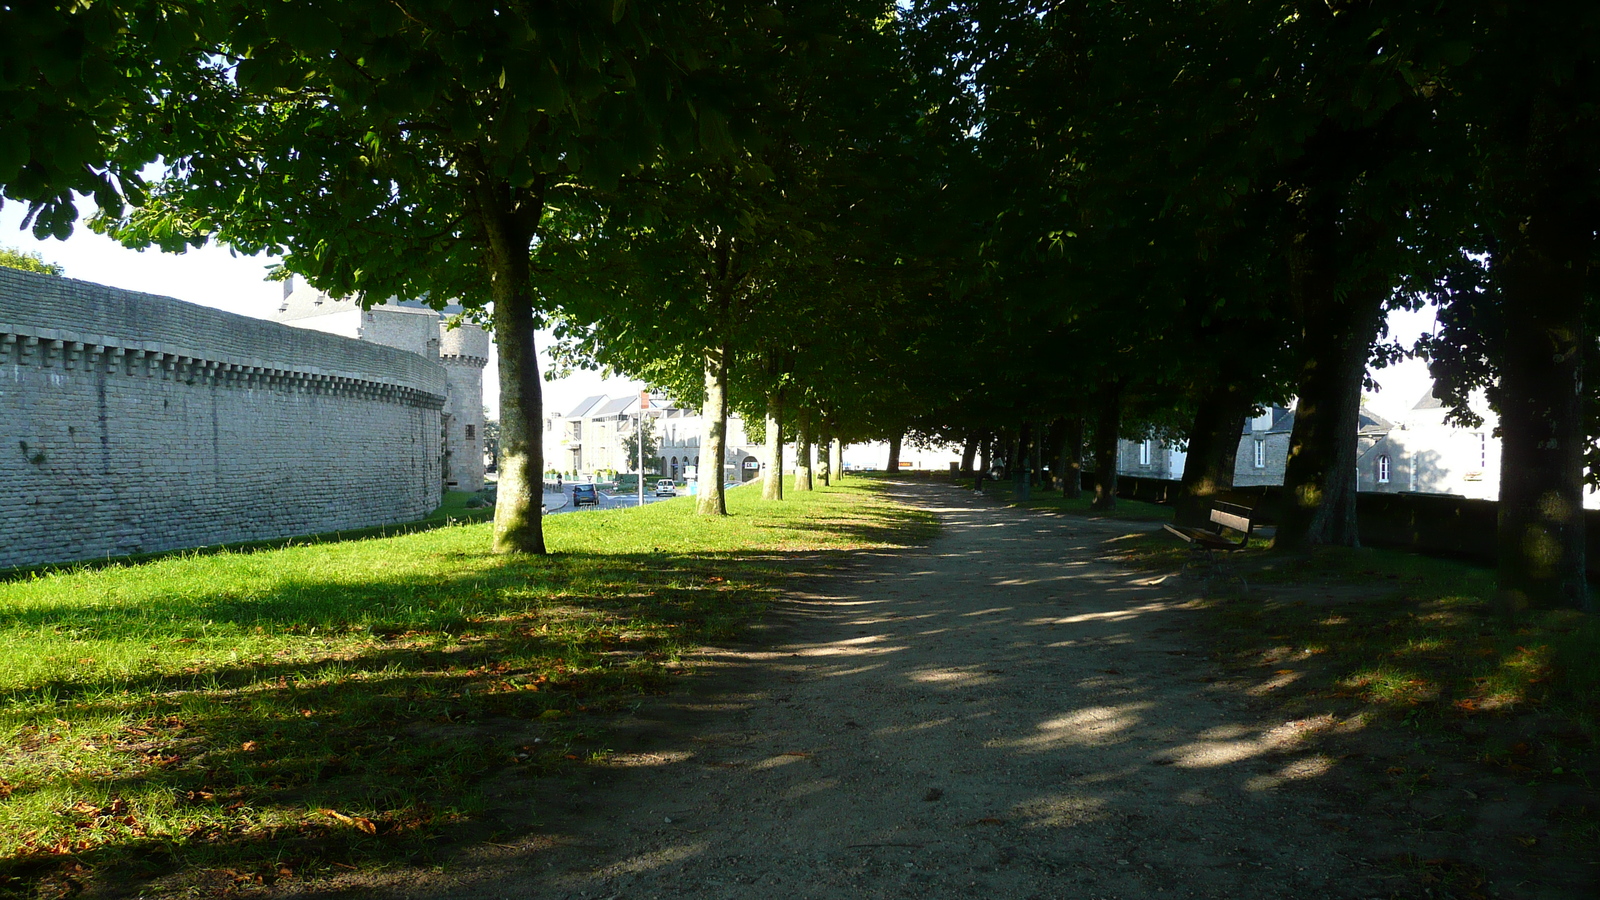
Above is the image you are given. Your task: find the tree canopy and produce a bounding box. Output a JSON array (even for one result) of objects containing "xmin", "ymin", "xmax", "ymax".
[{"xmin": 4, "ymin": 0, "xmax": 1596, "ymax": 610}]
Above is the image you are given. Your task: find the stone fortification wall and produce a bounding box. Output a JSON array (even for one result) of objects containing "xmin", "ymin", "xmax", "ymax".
[{"xmin": 0, "ymin": 268, "xmax": 446, "ymax": 569}]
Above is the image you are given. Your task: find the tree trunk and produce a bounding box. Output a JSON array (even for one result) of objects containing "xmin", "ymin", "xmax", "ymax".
[
  {"xmin": 1494, "ymin": 197, "xmax": 1591, "ymax": 614},
  {"xmin": 817, "ymin": 423, "xmax": 832, "ymax": 486},
  {"xmin": 479, "ymin": 181, "xmax": 546, "ymax": 555},
  {"xmin": 1039, "ymin": 419, "xmax": 1065, "ymax": 493},
  {"xmin": 1061, "ymin": 416, "xmax": 1084, "ymax": 499},
  {"xmin": 1174, "ymin": 381, "xmax": 1252, "ymax": 527},
  {"xmin": 696, "ymin": 339, "xmax": 730, "ymax": 516},
  {"xmin": 887, "ymin": 431, "xmax": 903, "ymax": 473},
  {"xmin": 763, "ymin": 389, "xmax": 784, "ymax": 501},
  {"xmin": 1090, "ymin": 380, "xmax": 1122, "ymax": 511},
  {"xmin": 1014, "ymin": 421, "xmax": 1033, "ymax": 502},
  {"xmin": 1029, "ymin": 424, "xmax": 1044, "ymax": 491},
  {"xmin": 979, "ymin": 434, "xmax": 992, "ymax": 476},
  {"xmin": 794, "ymin": 417, "xmax": 814, "ymax": 491},
  {"xmin": 830, "ymin": 436, "xmax": 844, "ymax": 480},
  {"xmin": 1275, "ymin": 196, "xmax": 1387, "ymax": 550},
  {"xmin": 960, "ymin": 436, "xmax": 977, "ymax": 476}
]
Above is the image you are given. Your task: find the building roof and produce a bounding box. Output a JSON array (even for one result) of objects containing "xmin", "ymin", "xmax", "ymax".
[
  {"xmin": 1267, "ymin": 405, "xmax": 1393, "ymax": 436},
  {"xmin": 593, "ymin": 396, "xmax": 639, "ymax": 418},
  {"xmin": 565, "ymin": 394, "xmax": 607, "ymax": 419},
  {"xmin": 1359, "ymin": 409, "xmax": 1394, "ymax": 434},
  {"xmin": 277, "ymin": 277, "xmax": 466, "ymax": 318},
  {"xmin": 1412, "ymin": 386, "xmax": 1446, "ymax": 410}
]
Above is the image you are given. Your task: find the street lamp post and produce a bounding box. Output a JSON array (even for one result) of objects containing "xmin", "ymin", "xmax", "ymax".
[{"xmin": 637, "ymin": 390, "xmax": 649, "ymax": 508}]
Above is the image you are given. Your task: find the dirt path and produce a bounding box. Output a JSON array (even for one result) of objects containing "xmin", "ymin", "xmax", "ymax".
[{"xmin": 303, "ymin": 481, "xmax": 1408, "ymax": 899}]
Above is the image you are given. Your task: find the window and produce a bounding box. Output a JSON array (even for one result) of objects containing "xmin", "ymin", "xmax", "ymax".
[
  {"xmin": 1377, "ymin": 455, "xmax": 1390, "ymax": 484},
  {"xmin": 1138, "ymin": 441, "xmax": 1151, "ymax": 466},
  {"xmin": 1253, "ymin": 439, "xmax": 1266, "ymax": 469},
  {"xmin": 1476, "ymin": 433, "xmax": 1486, "ymax": 467},
  {"xmin": 465, "ymin": 424, "xmax": 475, "ymax": 440}
]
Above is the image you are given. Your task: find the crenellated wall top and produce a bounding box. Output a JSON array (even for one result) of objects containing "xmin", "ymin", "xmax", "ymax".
[{"xmin": 0, "ymin": 267, "xmax": 446, "ymax": 403}]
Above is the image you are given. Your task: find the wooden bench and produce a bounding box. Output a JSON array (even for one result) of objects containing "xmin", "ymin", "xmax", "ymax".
[
  {"xmin": 1164, "ymin": 501, "xmax": 1254, "ymax": 593},
  {"xmin": 1163, "ymin": 501, "xmax": 1254, "ymax": 554}
]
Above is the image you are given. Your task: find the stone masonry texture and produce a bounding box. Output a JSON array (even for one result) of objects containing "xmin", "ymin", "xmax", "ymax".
[{"xmin": 0, "ymin": 267, "xmax": 446, "ymax": 569}]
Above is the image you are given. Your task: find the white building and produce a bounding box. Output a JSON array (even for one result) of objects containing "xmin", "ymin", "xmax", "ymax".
[
  {"xmin": 543, "ymin": 394, "xmax": 764, "ymax": 484},
  {"xmin": 1361, "ymin": 388, "xmax": 1501, "ymax": 500}
]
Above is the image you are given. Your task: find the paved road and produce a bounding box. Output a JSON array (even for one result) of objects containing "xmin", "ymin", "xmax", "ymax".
[{"xmin": 544, "ymin": 484, "xmax": 681, "ymax": 515}]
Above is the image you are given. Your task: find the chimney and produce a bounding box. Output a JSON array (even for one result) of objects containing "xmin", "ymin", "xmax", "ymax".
[{"xmin": 282, "ymin": 276, "xmax": 294, "ymax": 300}]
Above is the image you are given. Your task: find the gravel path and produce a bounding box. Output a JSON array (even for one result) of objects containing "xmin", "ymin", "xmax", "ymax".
[{"xmin": 315, "ymin": 481, "xmax": 1394, "ymax": 899}]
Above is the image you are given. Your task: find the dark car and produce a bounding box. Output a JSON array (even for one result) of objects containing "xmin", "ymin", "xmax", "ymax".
[{"xmin": 571, "ymin": 484, "xmax": 600, "ymax": 507}]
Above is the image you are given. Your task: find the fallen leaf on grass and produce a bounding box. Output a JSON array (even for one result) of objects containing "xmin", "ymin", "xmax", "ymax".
[
  {"xmin": 240, "ymin": 741, "xmax": 259, "ymax": 752},
  {"xmin": 322, "ymin": 810, "xmax": 378, "ymax": 834}
]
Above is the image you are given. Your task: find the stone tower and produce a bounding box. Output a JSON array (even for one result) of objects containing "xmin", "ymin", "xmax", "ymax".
[
  {"xmin": 439, "ymin": 322, "xmax": 488, "ymax": 491},
  {"xmin": 274, "ymin": 277, "xmax": 490, "ymax": 492}
]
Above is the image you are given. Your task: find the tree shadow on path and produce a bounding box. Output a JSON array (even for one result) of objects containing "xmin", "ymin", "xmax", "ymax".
[{"xmin": 256, "ymin": 480, "xmax": 1600, "ymax": 900}]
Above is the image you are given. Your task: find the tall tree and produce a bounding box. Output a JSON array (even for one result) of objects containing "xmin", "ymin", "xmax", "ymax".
[{"xmin": 99, "ymin": 1, "xmax": 747, "ymax": 553}]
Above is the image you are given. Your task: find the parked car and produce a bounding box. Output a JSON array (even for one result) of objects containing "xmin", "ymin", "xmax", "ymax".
[
  {"xmin": 572, "ymin": 484, "xmax": 599, "ymax": 507},
  {"xmin": 655, "ymin": 479, "xmax": 677, "ymax": 497}
]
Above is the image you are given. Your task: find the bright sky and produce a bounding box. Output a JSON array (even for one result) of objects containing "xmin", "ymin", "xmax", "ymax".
[
  {"xmin": 1365, "ymin": 303, "xmax": 1439, "ymax": 423},
  {"xmin": 0, "ymin": 202, "xmax": 644, "ymax": 420},
  {"xmin": 2, "ymin": 201, "xmax": 1432, "ymax": 422}
]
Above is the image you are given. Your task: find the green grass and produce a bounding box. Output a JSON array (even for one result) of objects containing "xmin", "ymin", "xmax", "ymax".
[
  {"xmin": 1099, "ymin": 535, "xmax": 1599, "ymax": 738},
  {"xmin": 975, "ymin": 480, "xmax": 1174, "ymax": 522},
  {"xmin": 1093, "ymin": 533, "xmax": 1600, "ymax": 862},
  {"xmin": 0, "ymin": 491, "xmax": 498, "ymax": 583},
  {"xmin": 0, "ymin": 479, "xmax": 933, "ymax": 896},
  {"xmin": 1112, "ymin": 537, "xmax": 1600, "ymax": 849},
  {"xmin": 1205, "ymin": 547, "xmax": 1599, "ymax": 732}
]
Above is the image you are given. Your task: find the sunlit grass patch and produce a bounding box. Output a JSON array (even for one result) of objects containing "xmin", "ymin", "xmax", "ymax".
[
  {"xmin": 1192, "ymin": 543, "xmax": 1600, "ymax": 867},
  {"xmin": 0, "ymin": 478, "xmax": 933, "ymax": 896},
  {"xmin": 1196, "ymin": 542, "xmax": 1598, "ymax": 778},
  {"xmin": 1340, "ymin": 666, "xmax": 1439, "ymax": 705}
]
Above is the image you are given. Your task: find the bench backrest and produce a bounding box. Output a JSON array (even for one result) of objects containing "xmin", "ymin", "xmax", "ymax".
[{"xmin": 1209, "ymin": 505, "xmax": 1252, "ymax": 535}]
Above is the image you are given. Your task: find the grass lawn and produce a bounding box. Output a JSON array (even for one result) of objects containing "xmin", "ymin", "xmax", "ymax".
[
  {"xmin": 1100, "ymin": 531, "xmax": 1600, "ymax": 869},
  {"xmin": 0, "ymin": 492, "xmax": 498, "ymax": 584},
  {"xmin": 0, "ymin": 479, "xmax": 934, "ymax": 897},
  {"xmin": 1103, "ymin": 533, "xmax": 1599, "ymax": 738}
]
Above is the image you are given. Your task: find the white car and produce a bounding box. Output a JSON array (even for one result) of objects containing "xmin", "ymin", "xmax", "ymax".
[{"xmin": 654, "ymin": 479, "xmax": 677, "ymax": 497}]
